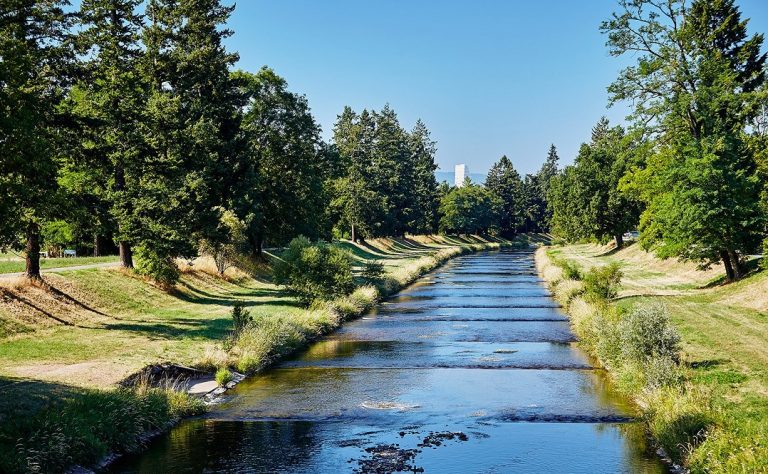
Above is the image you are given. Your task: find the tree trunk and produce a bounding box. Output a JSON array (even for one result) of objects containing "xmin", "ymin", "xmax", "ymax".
[
  {"xmin": 93, "ymin": 234, "xmax": 101, "ymax": 257},
  {"xmin": 728, "ymin": 249, "xmax": 743, "ymax": 280},
  {"xmin": 255, "ymin": 234, "xmax": 264, "ymax": 258},
  {"xmin": 614, "ymin": 233, "xmax": 624, "ymax": 249},
  {"xmin": 119, "ymin": 241, "xmax": 133, "ymax": 268},
  {"xmin": 720, "ymin": 250, "xmax": 735, "ymax": 282},
  {"xmin": 25, "ymin": 224, "xmax": 41, "ymax": 280},
  {"xmin": 351, "ymin": 223, "xmax": 356, "ymax": 243}
]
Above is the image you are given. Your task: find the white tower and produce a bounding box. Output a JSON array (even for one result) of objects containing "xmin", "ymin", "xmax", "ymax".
[{"xmin": 454, "ymin": 164, "xmax": 468, "ymax": 187}]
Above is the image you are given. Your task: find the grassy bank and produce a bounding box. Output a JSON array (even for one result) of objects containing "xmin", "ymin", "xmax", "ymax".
[
  {"xmin": 536, "ymin": 243, "xmax": 768, "ymax": 472},
  {"xmin": 0, "ymin": 234, "xmax": 513, "ymax": 473}
]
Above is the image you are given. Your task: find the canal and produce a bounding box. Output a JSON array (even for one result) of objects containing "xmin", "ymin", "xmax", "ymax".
[{"xmin": 111, "ymin": 249, "xmax": 667, "ymax": 473}]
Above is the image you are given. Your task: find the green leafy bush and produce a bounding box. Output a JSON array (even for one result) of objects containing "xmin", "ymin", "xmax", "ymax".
[
  {"xmin": 582, "ymin": 262, "xmax": 622, "ymax": 301},
  {"xmin": 231, "ymin": 304, "xmax": 252, "ymax": 335},
  {"xmin": 134, "ymin": 246, "xmax": 180, "ymax": 287},
  {"xmin": 619, "ymin": 302, "xmax": 681, "ymax": 364},
  {"xmin": 558, "ymin": 259, "xmax": 583, "ymax": 280},
  {"xmin": 273, "ymin": 236, "xmax": 354, "ymax": 305}
]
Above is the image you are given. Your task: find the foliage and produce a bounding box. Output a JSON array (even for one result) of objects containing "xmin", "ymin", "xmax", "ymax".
[
  {"xmin": 603, "ymin": 0, "xmax": 766, "ymax": 280},
  {"xmin": 618, "ymin": 303, "xmax": 681, "ymax": 364},
  {"xmin": 549, "ymin": 118, "xmax": 644, "ymax": 247},
  {"xmin": 41, "ymin": 220, "xmax": 75, "ymax": 254},
  {"xmin": 273, "ymin": 236, "xmax": 354, "ymax": 305},
  {"xmin": 134, "ymin": 245, "xmax": 180, "ymax": 287},
  {"xmin": 0, "ymin": 385, "xmax": 204, "ymax": 474},
  {"xmin": 215, "ymin": 367, "xmax": 233, "ymax": 386},
  {"xmin": 485, "ymin": 155, "xmax": 524, "ymax": 235},
  {"xmin": 199, "ymin": 209, "xmax": 248, "ymax": 275},
  {"xmin": 233, "ymin": 67, "xmax": 327, "ymax": 254},
  {"xmin": 581, "ymin": 263, "xmax": 622, "ymax": 301},
  {"xmin": 231, "ymin": 304, "xmax": 252, "ymax": 335},
  {"xmin": 438, "ymin": 184, "xmax": 499, "ymax": 235},
  {"xmin": 362, "ymin": 260, "xmax": 385, "ymax": 283}
]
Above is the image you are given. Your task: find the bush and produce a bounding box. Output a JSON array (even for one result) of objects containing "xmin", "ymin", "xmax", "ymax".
[
  {"xmin": 215, "ymin": 367, "xmax": 233, "ymax": 386},
  {"xmin": 231, "ymin": 304, "xmax": 252, "ymax": 336},
  {"xmin": 134, "ymin": 246, "xmax": 180, "ymax": 287},
  {"xmin": 273, "ymin": 236, "xmax": 354, "ymax": 305},
  {"xmin": 619, "ymin": 302, "xmax": 681, "ymax": 364},
  {"xmin": 582, "ymin": 262, "xmax": 622, "ymax": 301},
  {"xmin": 362, "ymin": 260, "xmax": 385, "ymax": 283},
  {"xmin": 558, "ymin": 259, "xmax": 583, "ymax": 280}
]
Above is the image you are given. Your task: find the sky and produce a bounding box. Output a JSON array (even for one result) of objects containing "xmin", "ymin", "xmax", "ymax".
[{"xmin": 223, "ymin": 0, "xmax": 768, "ymax": 175}]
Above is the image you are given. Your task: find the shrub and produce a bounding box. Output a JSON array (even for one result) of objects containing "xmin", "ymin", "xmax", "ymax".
[
  {"xmin": 558, "ymin": 259, "xmax": 583, "ymax": 280},
  {"xmin": 134, "ymin": 246, "xmax": 180, "ymax": 287},
  {"xmin": 215, "ymin": 367, "xmax": 233, "ymax": 386},
  {"xmin": 582, "ymin": 262, "xmax": 622, "ymax": 301},
  {"xmin": 362, "ymin": 260, "xmax": 385, "ymax": 283},
  {"xmin": 273, "ymin": 236, "xmax": 354, "ymax": 305},
  {"xmin": 231, "ymin": 304, "xmax": 252, "ymax": 336},
  {"xmin": 619, "ymin": 302, "xmax": 681, "ymax": 364}
]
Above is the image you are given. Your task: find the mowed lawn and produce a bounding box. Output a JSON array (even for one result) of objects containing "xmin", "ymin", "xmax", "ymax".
[
  {"xmin": 0, "ymin": 255, "xmax": 119, "ymax": 274},
  {"xmin": 0, "ymin": 235, "xmax": 493, "ymax": 388}
]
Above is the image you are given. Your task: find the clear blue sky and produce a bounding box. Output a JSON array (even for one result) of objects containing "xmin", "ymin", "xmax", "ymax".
[
  {"xmin": 225, "ymin": 0, "xmax": 767, "ymax": 175},
  {"xmin": 67, "ymin": 1, "xmax": 768, "ymax": 174}
]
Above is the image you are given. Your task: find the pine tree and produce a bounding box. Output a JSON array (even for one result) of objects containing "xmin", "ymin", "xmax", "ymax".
[
  {"xmin": 137, "ymin": 0, "xmax": 241, "ymax": 281},
  {"xmin": 407, "ymin": 120, "xmax": 439, "ymax": 234},
  {"xmin": 0, "ymin": 0, "xmax": 74, "ymax": 278},
  {"xmin": 74, "ymin": 0, "xmax": 146, "ymax": 268},
  {"xmin": 485, "ymin": 155, "xmax": 524, "ymax": 236}
]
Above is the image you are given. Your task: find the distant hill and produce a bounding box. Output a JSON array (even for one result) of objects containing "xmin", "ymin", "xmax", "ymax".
[{"xmin": 435, "ymin": 170, "xmax": 486, "ymax": 186}]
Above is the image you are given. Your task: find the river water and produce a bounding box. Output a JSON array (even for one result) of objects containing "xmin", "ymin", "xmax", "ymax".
[{"xmin": 111, "ymin": 249, "xmax": 667, "ymax": 473}]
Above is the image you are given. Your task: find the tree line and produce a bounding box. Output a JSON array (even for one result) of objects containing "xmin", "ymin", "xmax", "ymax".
[
  {"xmin": 544, "ymin": 0, "xmax": 767, "ymax": 282},
  {"xmin": 3, "ymin": 0, "xmax": 560, "ymax": 285}
]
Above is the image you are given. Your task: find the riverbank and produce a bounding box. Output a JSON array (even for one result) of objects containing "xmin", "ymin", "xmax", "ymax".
[
  {"xmin": 0, "ymin": 234, "xmax": 515, "ymax": 473},
  {"xmin": 535, "ymin": 243, "xmax": 768, "ymax": 473}
]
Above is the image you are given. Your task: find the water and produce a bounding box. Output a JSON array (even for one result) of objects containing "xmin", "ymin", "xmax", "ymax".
[{"xmin": 110, "ymin": 250, "xmax": 667, "ymax": 473}]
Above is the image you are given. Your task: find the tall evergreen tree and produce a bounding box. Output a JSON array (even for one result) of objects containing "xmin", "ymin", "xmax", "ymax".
[
  {"xmin": 137, "ymin": 0, "xmax": 241, "ymax": 281},
  {"xmin": 407, "ymin": 120, "xmax": 440, "ymax": 234},
  {"xmin": 73, "ymin": 0, "xmax": 145, "ymax": 268},
  {"xmin": 485, "ymin": 155, "xmax": 524, "ymax": 236},
  {"xmin": 0, "ymin": 0, "xmax": 74, "ymax": 278}
]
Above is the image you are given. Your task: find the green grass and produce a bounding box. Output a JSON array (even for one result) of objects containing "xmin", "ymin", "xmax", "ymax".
[
  {"xmin": 0, "ymin": 255, "xmax": 119, "ymax": 274},
  {"xmin": 539, "ymin": 244, "xmax": 768, "ymax": 473},
  {"xmin": 0, "ymin": 234, "xmax": 516, "ymax": 473},
  {"xmin": 0, "ymin": 377, "xmax": 205, "ymax": 474}
]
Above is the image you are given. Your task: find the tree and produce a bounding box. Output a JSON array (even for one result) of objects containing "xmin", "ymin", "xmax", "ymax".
[
  {"xmin": 136, "ymin": 0, "xmax": 242, "ymax": 282},
  {"xmin": 234, "ymin": 67, "xmax": 324, "ymax": 256},
  {"xmin": 439, "ymin": 184, "xmax": 500, "ymax": 235},
  {"xmin": 0, "ymin": 0, "xmax": 74, "ymax": 279},
  {"xmin": 485, "ymin": 155, "xmax": 524, "ymax": 236},
  {"xmin": 549, "ymin": 118, "xmax": 644, "ymax": 247},
  {"xmin": 604, "ymin": 0, "xmax": 766, "ymax": 280},
  {"xmin": 407, "ymin": 120, "xmax": 440, "ymax": 234},
  {"xmin": 74, "ymin": 0, "xmax": 146, "ymax": 268},
  {"xmin": 521, "ymin": 145, "xmax": 560, "ymax": 233}
]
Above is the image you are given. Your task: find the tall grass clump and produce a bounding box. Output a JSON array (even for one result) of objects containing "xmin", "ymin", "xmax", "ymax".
[
  {"xmin": 273, "ymin": 236, "xmax": 354, "ymax": 305},
  {"xmin": 0, "ymin": 386, "xmax": 204, "ymax": 473}
]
